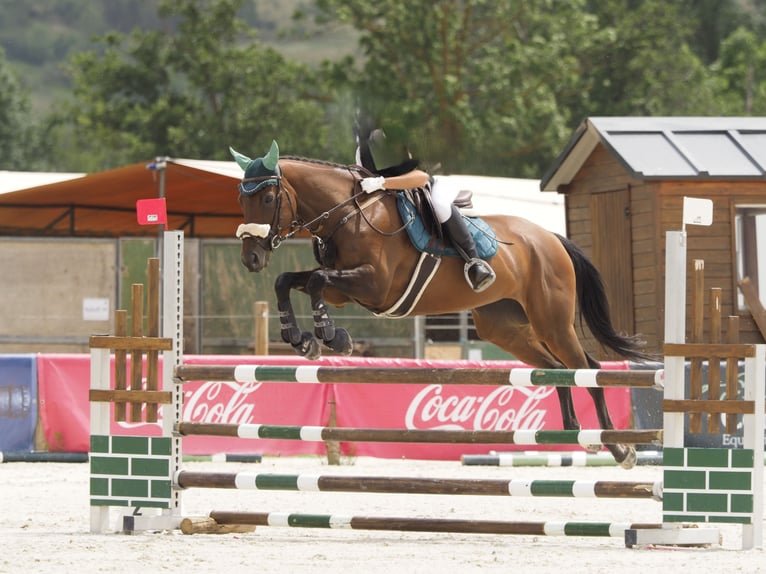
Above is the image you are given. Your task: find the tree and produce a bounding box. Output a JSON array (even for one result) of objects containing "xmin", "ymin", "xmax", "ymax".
[
  {"xmin": 316, "ymin": 0, "xmax": 595, "ymax": 177},
  {"xmin": 316, "ymin": 0, "xmax": 726, "ymax": 177},
  {"xmin": 0, "ymin": 46, "xmax": 36, "ymax": 170},
  {"xmin": 714, "ymin": 26, "xmax": 766, "ymax": 114},
  {"xmin": 56, "ymin": 0, "xmax": 345, "ymax": 171},
  {"xmin": 574, "ymin": 1, "xmax": 718, "ymax": 118}
]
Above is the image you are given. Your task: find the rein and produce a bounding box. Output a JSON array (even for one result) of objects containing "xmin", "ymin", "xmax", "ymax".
[{"xmin": 262, "ymin": 164, "xmax": 412, "ymax": 248}]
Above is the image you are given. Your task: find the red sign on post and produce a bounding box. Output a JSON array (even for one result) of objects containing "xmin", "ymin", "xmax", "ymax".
[{"xmin": 136, "ymin": 198, "xmax": 168, "ymax": 225}]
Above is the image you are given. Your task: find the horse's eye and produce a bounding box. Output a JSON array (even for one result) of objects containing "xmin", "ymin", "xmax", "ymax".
[{"xmin": 264, "ymin": 192, "xmax": 275, "ymax": 204}]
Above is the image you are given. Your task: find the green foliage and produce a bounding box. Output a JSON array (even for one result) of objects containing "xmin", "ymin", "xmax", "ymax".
[
  {"xmin": 0, "ymin": 47, "xmax": 36, "ymax": 170},
  {"xmin": 312, "ymin": 0, "xmax": 751, "ymax": 177},
  {"xmin": 571, "ymin": 1, "xmax": 720, "ymax": 118},
  {"xmin": 2, "ymin": 0, "xmax": 766, "ymax": 175},
  {"xmin": 715, "ymin": 26, "xmax": 766, "ymax": 114},
  {"xmin": 50, "ymin": 0, "xmax": 343, "ymax": 170}
]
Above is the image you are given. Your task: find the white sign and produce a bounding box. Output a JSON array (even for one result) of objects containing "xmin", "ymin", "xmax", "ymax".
[
  {"xmin": 83, "ymin": 298, "xmax": 110, "ymax": 321},
  {"xmin": 683, "ymin": 196, "xmax": 713, "ymax": 227}
]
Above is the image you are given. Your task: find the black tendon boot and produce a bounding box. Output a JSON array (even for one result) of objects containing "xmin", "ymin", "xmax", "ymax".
[{"xmin": 442, "ymin": 204, "xmax": 496, "ymax": 292}]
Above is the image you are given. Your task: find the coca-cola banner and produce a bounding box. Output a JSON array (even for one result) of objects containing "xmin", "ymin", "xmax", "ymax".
[
  {"xmin": 333, "ymin": 368, "xmax": 631, "ymax": 459},
  {"xmin": 37, "ymin": 354, "xmax": 330, "ymax": 455},
  {"xmin": 0, "ymin": 354, "xmax": 37, "ymax": 452},
  {"xmin": 36, "ymin": 354, "xmax": 632, "ymax": 460}
]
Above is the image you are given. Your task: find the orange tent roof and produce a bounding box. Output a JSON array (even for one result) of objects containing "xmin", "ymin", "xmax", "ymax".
[{"xmin": 0, "ymin": 159, "xmax": 245, "ymax": 238}]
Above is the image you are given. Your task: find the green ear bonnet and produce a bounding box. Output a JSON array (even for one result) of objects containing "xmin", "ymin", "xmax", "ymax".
[{"xmin": 229, "ymin": 140, "xmax": 280, "ymax": 195}]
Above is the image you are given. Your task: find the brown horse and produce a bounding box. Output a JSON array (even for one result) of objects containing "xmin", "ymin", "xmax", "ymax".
[{"xmin": 230, "ymin": 141, "xmax": 652, "ymax": 468}]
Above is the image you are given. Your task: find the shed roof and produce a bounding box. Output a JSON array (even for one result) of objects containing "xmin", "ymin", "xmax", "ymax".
[
  {"xmin": 0, "ymin": 160, "xmax": 564, "ymax": 238},
  {"xmin": 541, "ymin": 117, "xmax": 766, "ymax": 192}
]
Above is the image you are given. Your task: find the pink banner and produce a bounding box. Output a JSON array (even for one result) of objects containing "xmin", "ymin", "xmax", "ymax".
[
  {"xmin": 335, "ymin": 381, "xmax": 630, "ymax": 459},
  {"xmin": 37, "ymin": 354, "xmax": 91, "ymax": 452},
  {"xmin": 36, "ymin": 354, "xmax": 632, "ymax": 460}
]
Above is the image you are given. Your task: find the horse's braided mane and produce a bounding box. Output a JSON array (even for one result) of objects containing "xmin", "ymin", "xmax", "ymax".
[{"xmin": 281, "ymin": 155, "xmax": 363, "ymax": 172}]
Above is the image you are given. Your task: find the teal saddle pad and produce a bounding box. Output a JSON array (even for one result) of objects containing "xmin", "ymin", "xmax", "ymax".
[{"xmin": 396, "ymin": 193, "xmax": 498, "ymax": 259}]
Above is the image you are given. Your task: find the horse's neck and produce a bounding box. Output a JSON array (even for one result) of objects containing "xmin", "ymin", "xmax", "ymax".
[{"xmin": 284, "ymin": 161, "xmax": 357, "ymax": 217}]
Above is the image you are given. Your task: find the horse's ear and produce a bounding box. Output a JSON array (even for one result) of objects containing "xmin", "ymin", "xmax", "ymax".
[
  {"xmin": 229, "ymin": 146, "xmax": 252, "ymax": 171},
  {"xmin": 263, "ymin": 140, "xmax": 279, "ymax": 171}
]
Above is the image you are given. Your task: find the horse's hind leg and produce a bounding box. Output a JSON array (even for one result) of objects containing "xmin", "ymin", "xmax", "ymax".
[
  {"xmin": 537, "ymin": 321, "xmax": 637, "ymax": 469},
  {"xmin": 472, "ymin": 300, "xmax": 581, "ymax": 431},
  {"xmin": 474, "ymin": 301, "xmax": 636, "ymax": 469},
  {"xmin": 583, "ymin": 351, "xmax": 637, "ymax": 469}
]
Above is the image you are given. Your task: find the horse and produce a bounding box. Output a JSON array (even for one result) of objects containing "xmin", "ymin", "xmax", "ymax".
[{"xmin": 229, "ymin": 141, "xmax": 653, "ymax": 468}]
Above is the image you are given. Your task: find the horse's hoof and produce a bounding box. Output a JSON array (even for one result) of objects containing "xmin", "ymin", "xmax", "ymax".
[
  {"xmin": 618, "ymin": 446, "xmax": 637, "ymax": 470},
  {"xmin": 295, "ymin": 332, "xmax": 321, "ymax": 360},
  {"xmin": 325, "ymin": 328, "xmax": 353, "ymax": 356}
]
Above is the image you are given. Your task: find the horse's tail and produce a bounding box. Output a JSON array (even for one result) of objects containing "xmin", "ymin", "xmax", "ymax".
[{"xmin": 555, "ymin": 233, "xmax": 654, "ymax": 362}]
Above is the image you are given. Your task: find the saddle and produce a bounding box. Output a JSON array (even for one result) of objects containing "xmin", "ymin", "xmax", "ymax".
[
  {"xmin": 382, "ymin": 170, "xmax": 473, "ymax": 239},
  {"xmin": 396, "ymin": 190, "xmax": 497, "ymax": 259}
]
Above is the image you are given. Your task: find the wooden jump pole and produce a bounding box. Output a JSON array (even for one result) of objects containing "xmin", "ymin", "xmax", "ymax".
[
  {"xmin": 173, "ymin": 364, "xmax": 664, "ymax": 388},
  {"xmin": 176, "ymin": 422, "xmax": 662, "ymax": 446},
  {"xmin": 461, "ymin": 451, "xmax": 664, "ymax": 467},
  {"xmin": 182, "ymin": 511, "xmax": 668, "ymax": 538},
  {"xmin": 174, "ymin": 470, "xmax": 662, "ymax": 499}
]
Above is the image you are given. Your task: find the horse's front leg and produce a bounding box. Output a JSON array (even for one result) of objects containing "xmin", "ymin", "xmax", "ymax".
[
  {"xmin": 305, "ymin": 270, "xmax": 353, "ymax": 356},
  {"xmin": 274, "ymin": 271, "xmax": 321, "ymax": 359}
]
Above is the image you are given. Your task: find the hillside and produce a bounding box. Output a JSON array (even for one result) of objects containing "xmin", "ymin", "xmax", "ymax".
[{"xmin": 0, "ymin": 0, "xmax": 356, "ymax": 114}]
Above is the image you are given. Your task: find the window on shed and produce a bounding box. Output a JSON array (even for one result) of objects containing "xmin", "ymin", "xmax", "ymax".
[{"xmin": 735, "ymin": 205, "xmax": 766, "ymax": 310}]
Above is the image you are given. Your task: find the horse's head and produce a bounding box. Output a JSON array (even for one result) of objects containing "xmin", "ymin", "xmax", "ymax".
[{"xmin": 230, "ymin": 140, "xmax": 284, "ymax": 272}]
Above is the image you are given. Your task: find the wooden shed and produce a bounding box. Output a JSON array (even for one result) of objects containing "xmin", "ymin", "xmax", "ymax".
[{"xmin": 541, "ymin": 117, "xmax": 766, "ymax": 357}]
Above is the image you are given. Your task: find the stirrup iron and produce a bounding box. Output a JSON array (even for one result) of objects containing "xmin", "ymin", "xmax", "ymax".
[{"xmin": 464, "ymin": 258, "xmax": 495, "ymax": 293}]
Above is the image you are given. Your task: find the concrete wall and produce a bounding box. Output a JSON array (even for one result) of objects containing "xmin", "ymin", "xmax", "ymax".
[{"xmin": 0, "ymin": 238, "xmax": 117, "ymax": 352}]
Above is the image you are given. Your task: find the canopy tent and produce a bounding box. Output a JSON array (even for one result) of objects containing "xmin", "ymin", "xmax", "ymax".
[{"xmin": 0, "ymin": 160, "xmax": 565, "ymax": 238}]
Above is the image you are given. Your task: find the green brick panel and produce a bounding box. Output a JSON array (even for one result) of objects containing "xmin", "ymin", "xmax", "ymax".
[
  {"xmin": 731, "ymin": 449, "xmax": 754, "ymax": 468},
  {"xmin": 663, "ymin": 448, "xmax": 684, "ymax": 467},
  {"xmin": 112, "ymin": 436, "xmax": 151, "ymax": 455},
  {"xmin": 151, "ymin": 437, "xmax": 172, "ymax": 456},
  {"xmin": 131, "ymin": 457, "xmax": 170, "ymax": 477},
  {"xmin": 687, "ymin": 448, "xmax": 729, "ymax": 468},
  {"xmin": 730, "ymin": 494, "xmax": 754, "ymax": 514},
  {"xmin": 664, "ymin": 469, "xmax": 706, "ymax": 489},
  {"xmin": 662, "ymin": 492, "xmax": 684, "ymax": 512},
  {"xmin": 90, "ymin": 477, "xmax": 109, "ymax": 497},
  {"xmin": 708, "ymin": 471, "xmax": 751, "ymax": 491},
  {"xmin": 90, "ymin": 435, "xmax": 109, "ymax": 453},
  {"xmin": 111, "ymin": 478, "xmax": 149, "ymax": 498},
  {"xmin": 151, "ymin": 479, "xmax": 172, "ymax": 499},
  {"xmin": 686, "ymin": 493, "xmax": 728, "ymax": 513},
  {"xmin": 90, "ymin": 456, "xmax": 129, "ymax": 476}
]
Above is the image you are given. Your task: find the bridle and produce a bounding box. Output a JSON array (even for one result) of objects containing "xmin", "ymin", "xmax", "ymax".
[
  {"xmin": 236, "ymin": 168, "xmax": 296, "ymax": 249},
  {"xmin": 236, "ymin": 163, "xmax": 411, "ymax": 251}
]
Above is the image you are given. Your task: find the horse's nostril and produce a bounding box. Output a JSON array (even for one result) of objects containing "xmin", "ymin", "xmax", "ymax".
[{"xmin": 241, "ymin": 250, "xmax": 263, "ymax": 272}]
